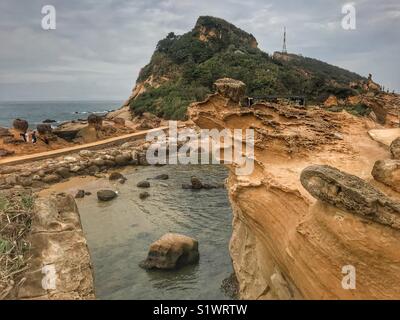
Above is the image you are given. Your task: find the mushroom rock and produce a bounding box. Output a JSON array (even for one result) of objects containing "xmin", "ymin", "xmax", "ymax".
[
  {"xmin": 214, "ymin": 78, "xmax": 246, "ymax": 103},
  {"xmin": 13, "ymin": 118, "xmax": 29, "ymax": 132}
]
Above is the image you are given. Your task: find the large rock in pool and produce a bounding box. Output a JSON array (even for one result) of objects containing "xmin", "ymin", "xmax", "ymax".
[
  {"xmin": 139, "ymin": 233, "xmax": 199, "ymax": 270},
  {"xmin": 137, "ymin": 180, "xmax": 150, "ymax": 188},
  {"xmin": 13, "ymin": 118, "xmax": 28, "ymax": 132},
  {"xmin": 97, "ymin": 189, "xmax": 117, "ymax": 201}
]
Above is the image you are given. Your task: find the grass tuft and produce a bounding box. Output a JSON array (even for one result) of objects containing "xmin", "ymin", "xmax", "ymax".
[{"xmin": 0, "ymin": 191, "xmax": 33, "ymax": 299}]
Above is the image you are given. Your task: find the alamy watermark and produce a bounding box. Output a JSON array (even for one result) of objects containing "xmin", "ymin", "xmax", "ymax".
[
  {"xmin": 41, "ymin": 5, "xmax": 56, "ymax": 30},
  {"xmin": 145, "ymin": 121, "xmax": 255, "ymax": 176},
  {"xmin": 41, "ymin": 264, "xmax": 57, "ymax": 290},
  {"xmin": 341, "ymin": 3, "xmax": 356, "ymax": 30},
  {"xmin": 341, "ymin": 265, "xmax": 356, "ymax": 290}
]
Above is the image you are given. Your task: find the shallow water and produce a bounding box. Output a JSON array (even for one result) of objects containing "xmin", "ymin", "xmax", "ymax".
[{"xmin": 75, "ymin": 165, "xmax": 233, "ymax": 300}]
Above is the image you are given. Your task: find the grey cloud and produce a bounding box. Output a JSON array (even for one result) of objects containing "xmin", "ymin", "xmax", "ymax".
[{"xmin": 0, "ymin": 0, "xmax": 399, "ymax": 100}]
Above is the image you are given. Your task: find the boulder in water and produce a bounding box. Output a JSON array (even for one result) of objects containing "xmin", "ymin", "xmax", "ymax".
[
  {"xmin": 137, "ymin": 180, "xmax": 150, "ymax": 188},
  {"xmin": 109, "ymin": 172, "xmax": 125, "ymax": 181},
  {"xmin": 97, "ymin": 190, "xmax": 117, "ymax": 201},
  {"xmin": 139, "ymin": 233, "xmax": 199, "ymax": 270},
  {"xmin": 152, "ymin": 174, "xmax": 169, "ymax": 180},
  {"xmin": 190, "ymin": 176, "xmax": 203, "ymax": 189},
  {"xmin": 75, "ymin": 190, "xmax": 85, "ymax": 199},
  {"xmin": 139, "ymin": 191, "xmax": 150, "ymax": 200}
]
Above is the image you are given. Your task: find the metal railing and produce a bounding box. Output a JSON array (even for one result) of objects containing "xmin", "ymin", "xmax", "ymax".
[{"xmin": 243, "ymin": 95, "xmax": 306, "ymax": 107}]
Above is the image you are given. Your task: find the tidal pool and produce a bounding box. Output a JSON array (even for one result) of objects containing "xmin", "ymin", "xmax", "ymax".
[{"xmin": 74, "ymin": 165, "xmax": 233, "ymax": 300}]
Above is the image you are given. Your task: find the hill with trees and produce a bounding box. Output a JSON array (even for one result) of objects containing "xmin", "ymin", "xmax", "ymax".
[{"xmin": 128, "ymin": 16, "xmax": 366, "ymax": 119}]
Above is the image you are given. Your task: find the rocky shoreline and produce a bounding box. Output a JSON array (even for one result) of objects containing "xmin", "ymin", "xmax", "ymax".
[{"xmin": 0, "ymin": 133, "xmax": 156, "ymax": 299}]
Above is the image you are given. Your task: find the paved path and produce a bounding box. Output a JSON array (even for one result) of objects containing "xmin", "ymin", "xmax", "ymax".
[{"xmin": 0, "ymin": 126, "xmax": 168, "ymax": 167}]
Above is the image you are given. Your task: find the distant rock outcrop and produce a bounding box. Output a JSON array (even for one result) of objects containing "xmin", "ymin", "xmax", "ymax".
[
  {"xmin": 36, "ymin": 124, "xmax": 52, "ymax": 135},
  {"xmin": 87, "ymin": 114, "xmax": 103, "ymax": 129},
  {"xmin": 13, "ymin": 119, "xmax": 28, "ymax": 132}
]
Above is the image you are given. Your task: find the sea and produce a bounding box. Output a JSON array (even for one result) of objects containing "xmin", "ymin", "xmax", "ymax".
[{"xmin": 0, "ymin": 100, "xmax": 124, "ymax": 128}]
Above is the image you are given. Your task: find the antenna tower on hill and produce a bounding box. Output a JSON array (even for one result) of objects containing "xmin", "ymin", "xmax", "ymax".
[{"xmin": 282, "ymin": 26, "xmax": 287, "ymax": 54}]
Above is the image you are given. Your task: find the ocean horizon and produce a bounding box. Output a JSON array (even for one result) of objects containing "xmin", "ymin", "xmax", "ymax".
[{"xmin": 0, "ymin": 100, "xmax": 124, "ymax": 128}]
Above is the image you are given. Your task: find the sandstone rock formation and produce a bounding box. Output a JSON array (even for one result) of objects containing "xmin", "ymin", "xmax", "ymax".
[
  {"xmin": 188, "ymin": 78, "xmax": 400, "ymax": 299},
  {"xmin": 139, "ymin": 233, "xmax": 199, "ymax": 270},
  {"xmin": 16, "ymin": 193, "xmax": 94, "ymax": 299},
  {"xmin": 390, "ymin": 137, "xmax": 400, "ymax": 159},
  {"xmin": 0, "ymin": 127, "xmax": 12, "ymax": 138},
  {"xmin": 214, "ymin": 78, "xmax": 246, "ymax": 103},
  {"xmin": 12, "ymin": 119, "xmax": 28, "ymax": 132},
  {"xmin": 323, "ymin": 95, "xmax": 338, "ymax": 108},
  {"xmin": 372, "ymin": 159, "xmax": 400, "ymax": 193},
  {"xmin": 37, "ymin": 124, "xmax": 52, "ymax": 135},
  {"xmin": 87, "ymin": 114, "xmax": 103, "ymax": 129},
  {"xmin": 301, "ymin": 165, "xmax": 400, "ymax": 228}
]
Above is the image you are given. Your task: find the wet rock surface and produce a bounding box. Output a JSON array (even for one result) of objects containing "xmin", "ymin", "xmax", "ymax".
[
  {"xmin": 97, "ymin": 190, "xmax": 118, "ymax": 201},
  {"xmin": 75, "ymin": 189, "xmax": 85, "ymax": 198},
  {"xmin": 139, "ymin": 191, "xmax": 150, "ymax": 200},
  {"xmin": 182, "ymin": 176, "xmax": 223, "ymax": 190},
  {"xmin": 137, "ymin": 180, "xmax": 150, "ymax": 188},
  {"xmin": 139, "ymin": 233, "xmax": 199, "ymax": 270},
  {"xmin": 151, "ymin": 174, "xmax": 169, "ymax": 180},
  {"xmin": 109, "ymin": 172, "xmax": 126, "ymax": 181},
  {"xmin": 301, "ymin": 165, "xmax": 400, "ymax": 229}
]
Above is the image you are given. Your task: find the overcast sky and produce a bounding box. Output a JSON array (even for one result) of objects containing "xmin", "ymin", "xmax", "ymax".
[{"xmin": 0, "ymin": 0, "xmax": 399, "ymax": 101}]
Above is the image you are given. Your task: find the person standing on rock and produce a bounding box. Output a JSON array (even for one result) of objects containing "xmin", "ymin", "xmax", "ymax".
[{"xmin": 31, "ymin": 130, "xmax": 37, "ymax": 144}]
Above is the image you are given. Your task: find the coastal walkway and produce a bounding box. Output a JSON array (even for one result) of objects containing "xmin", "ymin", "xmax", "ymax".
[{"xmin": 0, "ymin": 126, "xmax": 169, "ymax": 167}]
